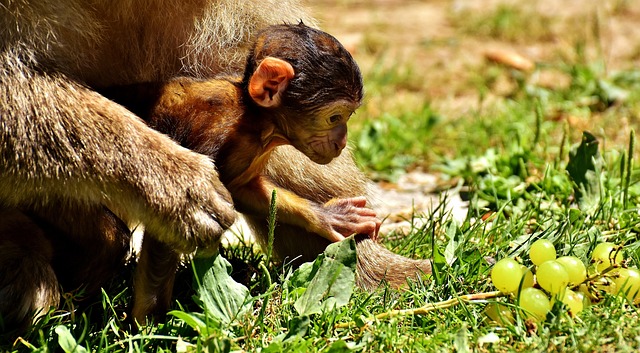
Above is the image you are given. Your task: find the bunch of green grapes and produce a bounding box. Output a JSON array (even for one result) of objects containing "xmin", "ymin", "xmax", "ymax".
[{"xmin": 486, "ymin": 239, "xmax": 640, "ymax": 324}]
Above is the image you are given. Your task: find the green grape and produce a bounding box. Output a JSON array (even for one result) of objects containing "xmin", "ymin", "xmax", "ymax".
[
  {"xmin": 519, "ymin": 287, "xmax": 551, "ymax": 321},
  {"xmin": 536, "ymin": 260, "xmax": 569, "ymax": 294},
  {"xmin": 591, "ymin": 242, "xmax": 624, "ymax": 272},
  {"xmin": 553, "ymin": 289, "xmax": 583, "ymax": 316},
  {"xmin": 576, "ymin": 284, "xmax": 592, "ymax": 307},
  {"xmin": 614, "ymin": 268, "xmax": 640, "ymax": 302},
  {"xmin": 520, "ymin": 265, "xmax": 534, "ymax": 290},
  {"xmin": 529, "ymin": 239, "xmax": 556, "ymax": 265},
  {"xmin": 556, "ymin": 256, "xmax": 587, "ymax": 285},
  {"xmin": 491, "ymin": 258, "xmax": 523, "ymax": 293},
  {"xmin": 484, "ymin": 303, "xmax": 514, "ymax": 324}
]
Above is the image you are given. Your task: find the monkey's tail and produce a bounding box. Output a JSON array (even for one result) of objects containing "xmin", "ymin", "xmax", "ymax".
[{"xmin": 354, "ymin": 234, "xmax": 432, "ymax": 290}]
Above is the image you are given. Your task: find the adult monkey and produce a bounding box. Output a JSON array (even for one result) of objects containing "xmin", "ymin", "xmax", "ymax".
[{"xmin": 0, "ymin": 0, "xmax": 431, "ymax": 331}]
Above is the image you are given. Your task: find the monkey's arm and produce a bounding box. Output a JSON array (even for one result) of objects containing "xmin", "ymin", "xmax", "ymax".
[
  {"xmin": 232, "ymin": 177, "xmax": 380, "ymax": 242},
  {"xmin": 0, "ymin": 69, "xmax": 235, "ymax": 252}
]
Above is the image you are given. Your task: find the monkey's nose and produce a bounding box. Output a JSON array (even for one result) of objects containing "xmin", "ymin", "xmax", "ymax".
[{"xmin": 334, "ymin": 132, "xmax": 348, "ymax": 153}]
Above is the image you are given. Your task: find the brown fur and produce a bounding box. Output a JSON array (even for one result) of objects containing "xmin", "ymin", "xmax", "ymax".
[
  {"xmin": 105, "ymin": 24, "xmax": 384, "ymax": 323},
  {"xmin": 106, "ymin": 24, "xmax": 430, "ymax": 323},
  {"xmin": 131, "ymin": 237, "xmax": 180, "ymax": 323},
  {"xmin": 255, "ymin": 150, "xmax": 432, "ymax": 289},
  {"xmin": 0, "ymin": 0, "xmax": 430, "ymax": 332},
  {"xmin": 138, "ymin": 25, "xmax": 374, "ymax": 244},
  {"xmin": 0, "ymin": 211, "xmax": 59, "ymax": 332},
  {"xmin": 0, "ymin": 0, "xmax": 309, "ymax": 332}
]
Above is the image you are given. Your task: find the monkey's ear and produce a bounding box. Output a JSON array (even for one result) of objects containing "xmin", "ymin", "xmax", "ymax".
[{"xmin": 249, "ymin": 57, "xmax": 295, "ymax": 108}]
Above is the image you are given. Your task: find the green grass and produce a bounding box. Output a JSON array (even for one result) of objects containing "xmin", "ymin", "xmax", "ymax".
[
  {"xmin": 7, "ymin": 65, "xmax": 640, "ymax": 352},
  {"xmin": 450, "ymin": 4, "xmax": 557, "ymax": 44},
  {"xmin": 6, "ymin": 4, "xmax": 640, "ymax": 352}
]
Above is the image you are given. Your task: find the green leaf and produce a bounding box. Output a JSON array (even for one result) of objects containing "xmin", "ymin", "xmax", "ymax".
[
  {"xmin": 454, "ymin": 323, "xmax": 470, "ymax": 353},
  {"xmin": 168, "ymin": 310, "xmax": 209, "ymax": 333},
  {"xmin": 289, "ymin": 261, "xmax": 316, "ymax": 289},
  {"xmin": 194, "ymin": 255, "xmax": 252, "ymax": 325},
  {"xmin": 566, "ymin": 131, "xmax": 602, "ymax": 204},
  {"xmin": 597, "ymin": 79, "xmax": 628, "ymax": 105},
  {"xmin": 283, "ymin": 316, "xmax": 310, "ymax": 343},
  {"xmin": 325, "ymin": 340, "xmax": 355, "ymax": 353},
  {"xmin": 205, "ymin": 338, "xmax": 231, "ymax": 353},
  {"xmin": 261, "ymin": 342, "xmax": 285, "ymax": 353},
  {"xmin": 293, "ymin": 237, "xmax": 357, "ymax": 316},
  {"xmin": 568, "ymin": 207, "xmax": 582, "ymax": 223},
  {"xmin": 432, "ymin": 241, "xmax": 447, "ymax": 286},
  {"xmin": 55, "ymin": 325, "xmax": 87, "ymax": 353},
  {"xmin": 444, "ymin": 221, "xmax": 459, "ymax": 265}
]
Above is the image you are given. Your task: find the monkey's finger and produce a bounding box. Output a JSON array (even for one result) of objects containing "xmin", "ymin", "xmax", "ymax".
[
  {"xmin": 333, "ymin": 216, "xmax": 379, "ymax": 238},
  {"xmin": 352, "ymin": 207, "xmax": 377, "ymax": 218},
  {"xmin": 326, "ymin": 196, "xmax": 368, "ymax": 208},
  {"xmin": 343, "ymin": 196, "xmax": 367, "ymax": 207},
  {"xmin": 343, "ymin": 196, "xmax": 368, "ymax": 207},
  {"xmin": 352, "ymin": 221, "xmax": 379, "ymax": 238},
  {"xmin": 372, "ymin": 218, "xmax": 381, "ymax": 241}
]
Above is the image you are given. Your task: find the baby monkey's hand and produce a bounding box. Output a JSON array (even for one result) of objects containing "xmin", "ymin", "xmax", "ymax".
[{"xmin": 315, "ymin": 196, "xmax": 381, "ymax": 242}]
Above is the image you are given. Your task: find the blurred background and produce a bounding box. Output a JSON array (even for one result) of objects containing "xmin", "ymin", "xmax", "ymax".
[{"xmin": 306, "ymin": 0, "xmax": 640, "ymax": 183}]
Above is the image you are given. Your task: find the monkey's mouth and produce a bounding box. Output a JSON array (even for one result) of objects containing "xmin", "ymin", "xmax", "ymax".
[
  {"xmin": 309, "ymin": 154, "xmax": 335, "ymax": 165},
  {"xmin": 308, "ymin": 139, "xmax": 344, "ymax": 161},
  {"xmin": 307, "ymin": 148, "xmax": 343, "ymax": 165}
]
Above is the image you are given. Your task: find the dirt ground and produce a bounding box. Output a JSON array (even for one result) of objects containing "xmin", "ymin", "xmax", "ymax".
[
  {"xmin": 310, "ymin": 0, "xmax": 639, "ymax": 103},
  {"xmin": 303, "ymin": 0, "xmax": 640, "ymax": 232}
]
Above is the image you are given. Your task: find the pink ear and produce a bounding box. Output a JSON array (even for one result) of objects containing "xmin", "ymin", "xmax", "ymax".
[{"xmin": 248, "ymin": 57, "xmax": 295, "ymax": 108}]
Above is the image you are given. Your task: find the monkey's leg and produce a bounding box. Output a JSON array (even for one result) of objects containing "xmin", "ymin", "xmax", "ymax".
[
  {"xmin": 247, "ymin": 146, "xmax": 367, "ymax": 264},
  {"xmin": 0, "ymin": 210, "xmax": 61, "ymax": 333},
  {"xmin": 131, "ymin": 236, "xmax": 181, "ymax": 326},
  {"xmin": 251, "ymin": 147, "xmax": 432, "ymax": 289},
  {"xmin": 31, "ymin": 206, "xmax": 133, "ymax": 295}
]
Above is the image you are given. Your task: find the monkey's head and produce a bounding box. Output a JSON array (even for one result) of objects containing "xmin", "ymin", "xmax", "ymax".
[{"xmin": 243, "ymin": 23, "xmax": 363, "ymax": 165}]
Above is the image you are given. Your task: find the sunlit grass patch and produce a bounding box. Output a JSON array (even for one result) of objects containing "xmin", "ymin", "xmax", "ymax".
[{"xmin": 450, "ymin": 4, "xmax": 557, "ymax": 43}]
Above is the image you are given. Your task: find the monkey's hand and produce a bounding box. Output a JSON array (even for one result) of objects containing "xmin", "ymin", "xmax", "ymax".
[
  {"xmin": 315, "ymin": 197, "xmax": 381, "ymax": 242},
  {"xmin": 129, "ymin": 146, "xmax": 238, "ymax": 253},
  {"xmin": 1, "ymin": 70, "xmax": 238, "ymax": 253}
]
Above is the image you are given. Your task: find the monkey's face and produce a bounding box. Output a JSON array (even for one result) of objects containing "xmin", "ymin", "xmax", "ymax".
[
  {"xmin": 246, "ymin": 54, "xmax": 362, "ymax": 165},
  {"xmin": 286, "ymin": 100, "xmax": 357, "ymax": 165}
]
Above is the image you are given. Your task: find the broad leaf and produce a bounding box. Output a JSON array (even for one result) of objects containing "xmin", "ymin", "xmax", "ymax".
[
  {"xmin": 194, "ymin": 255, "xmax": 252, "ymax": 325},
  {"xmin": 325, "ymin": 340, "xmax": 355, "ymax": 352},
  {"xmin": 432, "ymin": 241, "xmax": 447, "ymax": 286},
  {"xmin": 282, "ymin": 316, "xmax": 311, "ymax": 343},
  {"xmin": 293, "ymin": 237, "xmax": 357, "ymax": 316},
  {"xmin": 566, "ymin": 131, "xmax": 602, "ymax": 207},
  {"xmin": 168, "ymin": 310, "xmax": 209, "ymax": 333},
  {"xmin": 55, "ymin": 325, "xmax": 87, "ymax": 353}
]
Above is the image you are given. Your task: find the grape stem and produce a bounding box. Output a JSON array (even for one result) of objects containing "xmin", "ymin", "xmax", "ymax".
[
  {"xmin": 579, "ymin": 264, "xmax": 620, "ymax": 287},
  {"xmin": 335, "ymin": 291, "xmax": 504, "ymax": 329}
]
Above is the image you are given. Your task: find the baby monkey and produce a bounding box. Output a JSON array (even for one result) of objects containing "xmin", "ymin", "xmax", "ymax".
[
  {"xmin": 119, "ymin": 23, "xmax": 379, "ymax": 243},
  {"xmin": 107, "ymin": 23, "xmax": 381, "ymax": 322}
]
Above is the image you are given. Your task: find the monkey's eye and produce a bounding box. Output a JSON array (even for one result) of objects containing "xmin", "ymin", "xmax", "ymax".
[{"xmin": 329, "ymin": 115, "xmax": 341, "ymax": 124}]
